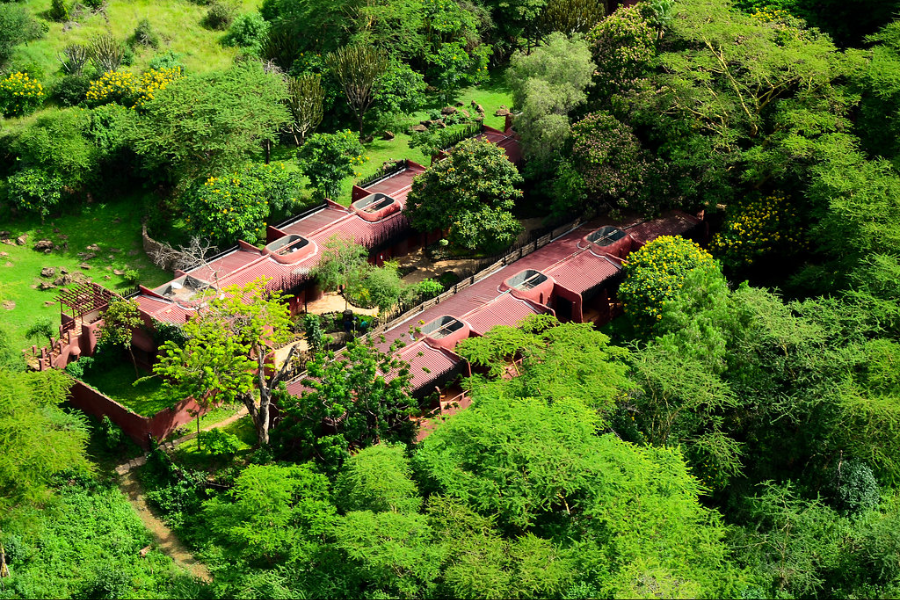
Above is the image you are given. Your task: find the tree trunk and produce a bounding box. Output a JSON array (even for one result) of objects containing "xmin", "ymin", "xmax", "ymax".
[
  {"xmin": 264, "ymin": 139, "xmax": 271, "ymax": 164},
  {"xmin": 128, "ymin": 346, "xmax": 139, "ymax": 379}
]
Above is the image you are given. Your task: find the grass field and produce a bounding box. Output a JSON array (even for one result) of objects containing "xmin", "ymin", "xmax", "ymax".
[
  {"xmin": 10, "ymin": 0, "xmax": 260, "ymax": 84},
  {"xmin": 81, "ymin": 361, "xmax": 174, "ymax": 416},
  {"xmin": 1, "ymin": 194, "xmax": 170, "ymax": 353}
]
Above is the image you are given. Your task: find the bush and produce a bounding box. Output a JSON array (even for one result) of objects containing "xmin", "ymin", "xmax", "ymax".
[
  {"xmin": 148, "ymin": 50, "xmax": 184, "ymax": 71},
  {"xmin": 99, "ymin": 415, "xmax": 124, "ymax": 451},
  {"xmin": 297, "ymin": 130, "xmax": 367, "ymax": 200},
  {"xmin": 830, "ymin": 459, "xmax": 880, "ymax": 515},
  {"xmin": 204, "ymin": 2, "xmax": 235, "ymax": 30},
  {"xmin": 85, "ymin": 70, "xmax": 138, "ymax": 106},
  {"xmin": 49, "ymin": 0, "xmax": 70, "ymax": 23},
  {"xmin": 64, "ymin": 356, "xmax": 95, "ymax": 379},
  {"xmin": 132, "ymin": 66, "xmax": 182, "ymax": 110},
  {"xmin": 619, "ymin": 235, "xmax": 720, "ymax": 325},
  {"xmin": 130, "ymin": 18, "xmax": 160, "ymax": 49},
  {"xmin": 53, "ymin": 74, "xmax": 91, "ymax": 106},
  {"xmin": 181, "ymin": 161, "xmax": 303, "ymax": 245},
  {"xmin": 709, "ymin": 194, "xmax": 806, "ymax": 270},
  {"xmin": 198, "ymin": 428, "xmax": 242, "ymax": 456},
  {"xmin": 0, "ymin": 72, "xmax": 44, "ymax": 117},
  {"xmin": 82, "ymin": 0, "xmax": 105, "ymax": 9},
  {"xmin": 222, "ymin": 12, "xmax": 269, "ymax": 55},
  {"xmin": 122, "ymin": 268, "xmax": 140, "ymax": 284},
  {"xmin": 6, "ymin": 168, "xmax": 63, "ymax": 220}
]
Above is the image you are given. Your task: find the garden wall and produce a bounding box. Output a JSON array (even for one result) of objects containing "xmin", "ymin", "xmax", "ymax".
[{"xmin": 68, "ymin": 379, "xmax": 208, "ymax": 449}]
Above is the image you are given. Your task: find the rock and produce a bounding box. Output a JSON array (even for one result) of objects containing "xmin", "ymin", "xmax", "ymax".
[
  {"xmin": 0, "ymin": 231, "xmax": 10, "ymax": 239},
  {"xmin": 1, "ymin": 240, "xmax": 15, "ymax": 246},
  {"xmin": 39, "ymin": 282, "xmax": 56, "ymax": 291},
  {"xmin": 420, "ymin": 119, "xmax": 432, "ymax": 127},
  {"xmin": 381, "ymin": 130, "xmax": 395, "ymax": 140},
  {"xmin": 53, "ymin": 227, "xmax": 60, "ymax": 233},
  {"xmin": 79, "ymin": 263, "xmax": 91, "ymax": 270},
  {"xmin": 112, "ymin": 217, "xmax": 121, "ymax": 224},
  {"xmin": 77, "ymin": 252, "xmax": 96, "ymax": 261},
  {"xmin": 441, "ymin": 106, "xmax": 458, "ymax": 115},
  {"xmin": 139, "ymin": 545, "xmax": 152, "ymax": 559},
  {"xmin": 72, "ymin": 272, "xmax": 88, "ymax": 283},
  {"xmin": 455, "ymin": 101, "xmax": 465, "ymax": 107},
  {"xmin": 103, "ymin": 275, "xmax": 111, "ymax": 280},
  {"xmin": 0, "ymin": 252, "xmax": 6, "ymax": 258},
  {"xmin": 44, "ymin": 301, "xmax": 56, "ymax": 307},
  {"xmin": 361, "ymin": 134, "xmax": 374, "ymax": 143},
  {"xmin": 57, "ymin": 234, "xmax": 68, "ymax": 239},
  {"xmin": 4, "ymin": 262, "xmax": 12, "ymax": 268},
  {"xmin": 86, "ymin": 243, "xmax": 100, "ymax": 251},
  {"xmin": 436, "ymin": 120, "xmax": 447, "ymax": 128},
  {"xmin": 460, "ymin": 109, "xmax": 471, "ymax": 118},
  {"xmin": 15, "ymin": 235, "xmax": 27, "ymax": 246},
  {"xmin": 53, "ymin": 274, "xmax": 73, "ymax": 286},
  {"xmin": 471, "ymin": 99, "xmax": 478, "ymax": 108},
  {"xmin": 499, "ymin": 104, "xmax": 508, "ymax": 109},
  {"xmin": 40, "ymin": 267, "xmax": 55, "ymax": 278},
  {"xmin": 494, "ymin": 107, "xmax": 510, "ymax": 116},
  {"xmin": 2, "ymin": 301, "xmax": 14, "ymax": 311},
  {"xmin": 60, "ymin": 267, "xmax": 68, "ymax": 274},
  {"xmin": 107, "ymin": 254, "xmax": 114, "ymax": 261},
  {"xmin": 43, "ymin": 249, "xmax": 52, "ymax": 254},
  {"xmin": 113, "ymin": 269, "xmax": 125, "ymax": 276},
  {"xmin": 411, "ymin": 124, "xmax": 428, "ymax": 133}
]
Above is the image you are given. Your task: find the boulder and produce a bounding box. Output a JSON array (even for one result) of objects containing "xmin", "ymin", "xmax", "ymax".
[
  {"xmin": 79, "ymin": 263, "xmax": 91, "ymax": 270},
  {"xmin": 103, "ymin": 275, "xmax": 111, "ymax": 280},
  {"xmin": 72, "ymin": 272, "xmax": 89, "ymax": 283},
  {"xmin": 460, "ymin": 109, "xmax": 471, "ymax": 118},
  {"xmin": 60, "ymin": 267, "xmax": 68, "ymax": 274},
  {"xmin": 53, "ymin": 227, "xmax": 60, "ymax": 233},
  {"xmin": 109, "ymin": 247, "xmax": 121, "ymax": 253},
  {"xmin": 0, "ymin": 252, "xmax": 7, "ymax": 258},
  {"xmin": 494, "ymin": 107, "xmax": 510, "ymax": 117},
  {"xmin": 0, "ymin": 231, "xmax": 10, "ymax": 239},
  {"xmin": 1, "ymin": 240, "xmax": 14, "ymax": 246},
  {"xmin": 35, "ymin": 240, "xmax": 55, "ymax": 252},
  {"xmin": 3, "ymin": 301, "xmax": 14, "ymax": 311},
  {"xmin": 86, "ymin": 243, "xmax": 100, "ymax": 251},
  {"xmin": 455, "ymin": 101, "xmax": 465, "ymax": 107},
  {"xmin": 113, "ymin": 269, "xmax": 125, "ymax": 276},
  {"xmin": 441, "ymin": 106, "xmax": 458, "ymax": 115},
  {"xmin": 15, "ymin": 235, "xmax": 27, "ymax": 246},
  {"xmin": 39, "ymin": 282, "xmax": 56, "ymax": 291},
  {"xmin": 77, "ymin": 252, "xmax": 96, "ymax": 261},
  {"xmin": 53, "ymin": 274, "xmax": 74, "ymax": 286},
  {"xmin": 40, "ymin": 267, "xmax": 55, "ymax": 278},
  {"xmin": 381, "ymin": 130, "xmax": 395, "ymax": 140},
  {"xmin": 411, "ymin": 124, "xmax": 428, "ymax": 133},
  {"xmin": 44, "ymin": 301, "xmax": 56, "ymax": 307},
  {"xmin": 57, "ymin": 234, "xmax": 68, "ymax": 240}
]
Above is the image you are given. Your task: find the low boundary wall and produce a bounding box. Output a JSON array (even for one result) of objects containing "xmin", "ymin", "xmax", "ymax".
[{"xmin": 68, "ymin": 378, "xmax": 208, "ymax": 449}]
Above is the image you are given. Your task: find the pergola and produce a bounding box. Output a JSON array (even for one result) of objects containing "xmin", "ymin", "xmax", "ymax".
[{"xmin": 57, "ymin": 282, "xmax": 116, "ymax": 326}]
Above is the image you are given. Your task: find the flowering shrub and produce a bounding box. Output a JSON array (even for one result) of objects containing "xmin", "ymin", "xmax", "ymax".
[
  {"xmin": 709, "ymin": 194, "xmax": 804, "ymax": 269},
  {"xmin": 619, "ymin": 235, "xmax": 719, "ymax": 324},
  {"xmin": 182, "ymin": 162, "xmax": 304, "ymax": 246},
  {"xmin": 85, "ymin": 67, "xmax": 181, "ymax": 109},
  {"xmin": 0, "ymin": 72, "xmax": 44, "ymax": 117},
  {"xmin": 6, "ymin": 168, "xmax": 63, "ymax": 220}
]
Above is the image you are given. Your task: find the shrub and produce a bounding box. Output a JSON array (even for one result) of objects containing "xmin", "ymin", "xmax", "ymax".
[
  {"xmin": 830, "ymin": 459, "xmax": 880, "ymax": 515},
  {"xmin": 0, "ymin": 72, "xmax": 44, "ymax": 117},
  {"xmin": 130, "ymin": 18, "xmax": 160, "ymax": 49},
  {"xmin": 204, "ymin": 2, "xmax": 235, "ymax": 30},
  {"xmin": 5, "ymin": 168, "xmax": 63, "ymax": 220},
  {"xmin": 49, "ymin": 0, "xmax": 70, "ymax": 23},
  {"xmin": 122, "ymin": 268, "xmax": 140, "ymax": 284},
  {"xmin": 53, "ymin": 74, "xmax": 91, "ymax": 106},
  {"xmin": 64, "ymin": 356, "xmax": 95, "ymax": 379},
  {"xmin": 85, "ymin": 70, "xmax": 139, "ymax": 106},
  {"xmin": 198, "ymin": 428, "xmax": 242, "ymax": 456},
  {"xmin": 222, "ymin": 12, "xmax": 269, "ymax": 55},
  {"xmin": 25, "ymin": 318, "xmax": 54, "ymax": 345},
  {"xmin": 148, "ymin": 50, "xmax": 185, "ymax": 71},
  {"xmin": 99, "ymin": 415, "xmax": 124, "ymax": 451},
  {"xmin": 619, "ymin": 235, "xmax": 720, "ymax": 325},
  {"xmin": 709, "ymin": 194, "xmax": 806, "ymax": 269},
  {"xmin": 132, "ymin": 66, "xmax": 182, "ymax": 110},
  {"xmin": 182, "ymin": 161, "xmax": 303, "ymax": 245},
  {"xmin": 82, "ymin": 0, "xmax": 105, "ymax": 9},
  {"xmin": 89, "ymin": 34, "xmax": 125, "ymax": 72}
]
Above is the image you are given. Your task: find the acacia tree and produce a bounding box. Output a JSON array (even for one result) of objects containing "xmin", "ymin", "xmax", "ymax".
[
  {"xmin": 153, "ymin": 278, "xmax": 299, "ymax": 446},
  {"xmin": 405, "ymin": 137, "xmax": 523, "ymax": 253},
  {"xmin": 326, "ymin": 44, "xmax": 388, "ymax": 135},
  {"xmin": 285, "ymin": 73, "xmax": 325, "ymax": 146},
  {"xmin": 99, "ymin": 298, "xmax": 144, "ymax": 378},
  {"xmin": 312, "ymin": 235, "xmax": 370, "ymax": 310}
]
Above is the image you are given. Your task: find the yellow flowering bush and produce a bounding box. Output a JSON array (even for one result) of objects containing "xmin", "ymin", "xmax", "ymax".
[
  {"xmin": 619, "ymin": 235, "xmax": 719, "ymax": 325},
  {"xmin": 86, "ymin": 67, "xmax": 182, "ymax": 109},
  {"xmin": 0, "ymin": 72, "xmax": 44, "ymax": 117},
  {"xmin": 710, "ymin": 194, "xmax": 804, "ymax": 268}
]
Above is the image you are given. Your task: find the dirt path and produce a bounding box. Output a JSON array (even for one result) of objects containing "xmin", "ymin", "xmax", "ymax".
[
  {"xmin": 114, "ymin": 406, "xmax": 250, "ymax": 582},
  {"xmin": 120, "ymin": 471, "xmax": 213, "ymax": 582}
]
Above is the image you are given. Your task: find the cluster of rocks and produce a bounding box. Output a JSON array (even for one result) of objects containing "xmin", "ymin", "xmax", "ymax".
[
  {"xmin": 0, "ymin": 231, "xmax": 27, "ymax": 247},
  {"xmin": 408, "ymin": 101, "xmax": 487, "ymax": 135}
]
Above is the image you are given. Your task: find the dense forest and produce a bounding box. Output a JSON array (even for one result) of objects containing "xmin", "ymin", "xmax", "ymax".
[{"xmin": 2, "ymin": 0, "xmax": 900, "ymax": 598}]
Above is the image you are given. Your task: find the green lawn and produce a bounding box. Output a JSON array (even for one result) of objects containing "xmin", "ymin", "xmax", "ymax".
[
  {"xmin": 1, "ymin": 193, "xmax": 171, "ymax": 353},
  {"xmin": 8, "ymin": 0, "xmax": 260, "ymax": 86},
  {"xmin": 81, "ymin": 361, "xmax": 175, "ymax": 416},
  {"xmin": 173, "ymin": 414, "xmax": 256, "ymax": 470}
]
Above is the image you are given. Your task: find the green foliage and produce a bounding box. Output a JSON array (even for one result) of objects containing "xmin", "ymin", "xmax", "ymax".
[
  {"xmin": 284, "ymin": 73, "xmax": 325, "ymax": 145},
  {"xmin": 373, "ymin": 60, "xmax": 427, "ymax": 120},
  {"xmin": 204, "ymin": 1, "xmax": 237, "ymax": 30},
  {"xmin": 131, "ymin": 62, "xmax": 289, "ymax": 182},
  {"xmin": 10, "ymin": 108, "xmax": 99, "ymax": 186},
  {"xmin": 709, "ymin": 193, "xmax": 806, "ymax": 269},
  {"xmin": 405, "ymin": 137, "xmax": 523, "ymax": 253},
  {"xmin": 348, "ymin": 260, "xmax": 403, "ymax": 313},
  {"xmin": 222, "ymin": 12, "xmax": 270, "ymax": 56},
  {"xmin": 49, "ymin": 0, "xmax": 70, "ymax": 23},
  {"xmin": 619, "ymin": 235, "xmax": 719, "ymax": 326},
  {"xmin": 586, "ymin": 4, "xmax": 656, "ymax": 108},
  {"xmin": 5, "ymin": 168, "xmax": 63, "ymax": 220},
  {"xmin": 297, "ymin": 130, "xmax": 367, "ymax": 199},
  {"xmin": 89, "ymin": 34, "xmax": 126, "ymax": 73},
  {"xmin": 0, "ymin": 3, "xmax": 45, "ymax": 68},
  {"xmin": 202, "ymin": 463, "xmax": 336, "ymax": 563},
  {"xmin": 311, "ymin": 235, "xmax": 370, "ymax": 299},
  {"xmin": 0, "ymin": 368, "xmax": 89, "ymax": 512},
  {"xmin": 24, "ymin": 317, "xmax": 54, "ymax": 346},
  {"xmin": 99, "ymin": 297, "xmax": 144, "ymax": 376},
  {"xmin": 335, "ymin": 443, "xmax": 422, "ymax": 514},
  {"xmin": 274, "ymin": 335, "xmax": 416, "ymax": 471},
  {"xmin": 507, "ymin": 32, "xmax": 596, "ymax": 164},
  {"xmin": 538, "ymin": 0, "xmax": 606, "ymax": 37},
  {"xmin": 426, "ymin": 41, "xmax": 491, "ymax": 102},
  {"xmin": 830, "ymin": 459, "xmax": 880, "ymax": 515},
  {"xmin": 0, "ymin": 71, "xmax": 45, "ymax": 117},
  {"xmin": 182, "ymin": 161, "xmax": 303, "ymax": 246},
  {"xmin": 326, "ymin": 44, "xmax": 389, "ymax": 133},
  {"xmin": 302, "ymin": 313, "xmax": 325, "ymax": 354},
  {"xmin": 569, "ymin": 110, "xmax": 663, "ymax": 214},
  {"xmin": 197, "ymin": 428, "xmax": 243, "ymax": 457},
  {"xmin": 53, "ymin": 74, "xmax": 91, "ymax": 107},
  {"xmin": 130, "ymin": 18, "xmax": 161, "ymax": 49},
  {"xmin": 64, "ymin": 356, "xmax": 95, "ymax": 380}
]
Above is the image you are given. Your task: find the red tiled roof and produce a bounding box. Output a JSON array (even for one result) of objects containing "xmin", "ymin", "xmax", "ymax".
[
  {"xmin": 627, "ymin": 211, "xmax": 701, "ymax": 245},
  {"xmin": 545, "ymin": 250, "xmax": 621, "ymax": 295},
  {"xmin": 394, "ymin": 340, "xmax": 463, "ymax": 390},
  {"xmin": 463, "ymin": 294, "xmax": 546, "ymax": 335}
]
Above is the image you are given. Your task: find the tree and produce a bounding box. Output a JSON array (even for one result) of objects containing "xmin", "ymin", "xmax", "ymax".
[
  {"xmin": 202, "ymin": 464, "xmax": 336, "ymax": 564},
  {"xmin": 285, "ymin": 73, "xmax": 325, "ymax": 146},
  {"xmin": 131, "ymin": 62, "xmax": 289, "ymax": 182},
  {"xmin": 99, "ymin": 298, "xmax": 145, "ymax": 378},
  {"xmin": 297, "ymin": 130, "xmax": 367, "ymax": 200},
  {"xmin": 349, "ymin": 261, "xmax": 403, "ymax": 314},
  {"xmin": 585, "ymin": 4, "xmax": 656, "ymax": 109},
  {"xmin": 153, "ymin": 278, "xmax": 298, "ymax": 445},
  {"xmin": 334, "ymin": 443, "xmax": 422, "ymax": 514},
  {"xmin": 506, "ymin": 32, "xmax": 596, "ymax": 165},
  {"xmin": 0, "ymin": 368, "xmax": 89, "ymax": 512},
  {"xmin": 312, "ymin": 235, "xmax": 370, "ymax": 310},
  {"xmin": 538, "ymin": 0, "xmax": 605, "ymax": 37},
  {"xmin": 326, "ymin": 44, "xmax": 388, "ymax": 135},
  {"xmin": 273, "ymin": 335, "xmax": 416, "ymax": 470},
  {"xmin": 405, "ymin": 138, "xmax": 523, "ymax": 254}
]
